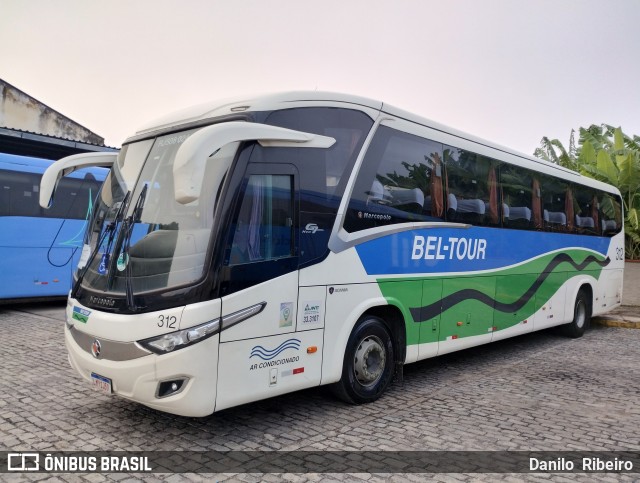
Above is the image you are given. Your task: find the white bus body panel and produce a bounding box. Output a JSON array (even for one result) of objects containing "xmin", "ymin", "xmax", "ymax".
[
  {"xmin": 65, "ymin": 300, "xmax": 186, "ymax": 342},
  {"xmin": 220, "ymin": 271, "xmax": 299, "ymax": 342},
  {"xmin": 321, "ymin": 282, "xmax": 388, "ymax": 385},
  {"xmin": 215, "ymin": 329, "xmax": 324, "ymax": 411},
  {"xmin": 65, "ymin": 326, "xmax": 220, "ymax": 418},
  {"xmin": 65, "ymin": 298, "xmax": 222, "ymax": 417}
]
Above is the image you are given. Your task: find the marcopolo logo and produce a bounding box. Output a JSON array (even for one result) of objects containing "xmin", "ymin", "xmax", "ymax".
[
  {"xmin": 358, "ymin": 211, "xmax": 391, "ymax": 221},
  {"xmin": 89, "ymin": 296, "xmax": 116, "ymax": 307}
]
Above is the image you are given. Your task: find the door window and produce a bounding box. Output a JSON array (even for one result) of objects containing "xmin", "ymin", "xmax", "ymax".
[{"xmin": 228, "ymin": 174, "xmax": 294, "ymax": 265}]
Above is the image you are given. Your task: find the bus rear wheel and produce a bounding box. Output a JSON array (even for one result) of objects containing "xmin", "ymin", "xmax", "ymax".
[
  {"xmin": 332, "ymin": 315, "xmax": 395, "ymax": 404},
  {"xmin": 562, "ymin": 289, "xmax": 591, "ymax": 338}
]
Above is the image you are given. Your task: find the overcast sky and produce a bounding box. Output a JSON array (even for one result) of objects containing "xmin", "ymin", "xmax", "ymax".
[{"xmin": 2, "ymin": 0, "xmax": 639, "ymax": 155}]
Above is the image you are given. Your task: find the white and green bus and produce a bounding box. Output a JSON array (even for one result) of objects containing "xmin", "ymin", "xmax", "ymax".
[{"xmin": 40, "ymin": 92, "xmax": 624, "ymax": 417}]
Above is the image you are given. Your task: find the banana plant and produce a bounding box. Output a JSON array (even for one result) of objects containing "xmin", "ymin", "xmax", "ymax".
[{"xmin": 536, "ymin": 125, "xmax": 640, "ymax": 259}]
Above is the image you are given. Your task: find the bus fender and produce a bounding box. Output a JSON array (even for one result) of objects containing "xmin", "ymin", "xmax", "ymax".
[
  {"xmin": 320, "ymin": 295, "xmax": 391, "ymax": 386},
  {"xmin": 564, "ymin": 277, "xmax": 594, "ymax": 323}
]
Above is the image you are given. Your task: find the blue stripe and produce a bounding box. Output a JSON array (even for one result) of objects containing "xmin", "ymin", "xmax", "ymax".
[{"xmin": 354, "ymin": 227, "xmax": 611, "ymax": 275}]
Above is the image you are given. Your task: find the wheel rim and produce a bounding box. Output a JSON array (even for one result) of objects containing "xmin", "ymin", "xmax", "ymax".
[
  {"xmin": 353, "ymin": 335, "xmax": 386, "ymax": 387},
  {"xmin": 575, "ymin": 299, "xmax": 586, "ymax": 328}
]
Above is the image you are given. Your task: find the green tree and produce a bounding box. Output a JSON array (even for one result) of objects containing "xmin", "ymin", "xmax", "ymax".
[
  {"xmin": 534, "ymin": 130, "xmax": 578, "ymax": 170},
  {"xmin": 534, "ymin": 124, "xmax": 640, "ymax": 259}
]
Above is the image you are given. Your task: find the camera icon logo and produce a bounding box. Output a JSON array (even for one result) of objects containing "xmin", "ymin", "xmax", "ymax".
[{"xmin": 7, "ymin": 453, "xmax": 39, "ymax": 471}]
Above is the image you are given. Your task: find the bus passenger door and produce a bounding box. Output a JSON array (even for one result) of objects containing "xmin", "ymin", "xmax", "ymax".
[{"xmin": 215, "ymin": 164, "xmax": 323, "ymax": 411}]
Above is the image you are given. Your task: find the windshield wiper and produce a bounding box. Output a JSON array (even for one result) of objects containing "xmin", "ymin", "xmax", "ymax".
[
  {"xmin": 120, "ymin": 184, "xmax": 148, "ymax": 311},
  {"xmin": 71, "ymin": 191, "xmax": 130, "ymax": 299}
]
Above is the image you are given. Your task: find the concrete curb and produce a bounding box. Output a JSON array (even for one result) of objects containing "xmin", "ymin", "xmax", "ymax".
[{"xmin": 593, "ymin": 317, "xmax": 640, "ymax": 329}]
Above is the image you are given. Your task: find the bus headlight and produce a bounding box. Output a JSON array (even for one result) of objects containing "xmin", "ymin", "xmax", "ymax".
[{"xmin": 137, "ymin": 319, "xmax": 220, "ymax": 354}]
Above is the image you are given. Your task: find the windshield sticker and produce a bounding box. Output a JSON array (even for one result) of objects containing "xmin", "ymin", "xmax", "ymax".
[
  {"xmin": 116, "ymin": 253, "xmax": 129, "ymax": 272},
  {"xmin": 279, "ymin": 302, "xmax": 293, "ymax": 327},
  {"xmin": 97, "ymin": 254, "xmax": 110, "ymax": 275},
  {"xmin": 72, "ymin": 306, "xmax": 91, "ymax": 323},
  {"xmin": 78, "ymin": 244, "xmax": 91, "ymax": 270}
]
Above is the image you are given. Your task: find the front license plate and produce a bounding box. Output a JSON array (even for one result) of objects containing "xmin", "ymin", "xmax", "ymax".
[{"xmin": 90, "ymin": 372, "xmax": 112, "ymax": 395}]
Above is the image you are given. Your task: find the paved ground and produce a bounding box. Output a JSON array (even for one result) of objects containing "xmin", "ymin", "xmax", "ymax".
[
  {"xmin": 591, "ymin": 262, "xmax": 640, "ymax": 328},
  {"xmin": 623, "ymin": 261, "xmax": 640, "ymax": 306},
  {"xmin": 0, "ymin": 301, "xmax": 639, "ymax": 482}
]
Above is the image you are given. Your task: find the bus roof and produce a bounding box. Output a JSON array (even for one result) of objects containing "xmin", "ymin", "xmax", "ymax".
[
  {"xmin": 134, "ymin": 91, "xmax": 384, "ymax": 136},
  {"xmin": 131, "ymin": 91, "xmax": 620, "ymax": 196}
]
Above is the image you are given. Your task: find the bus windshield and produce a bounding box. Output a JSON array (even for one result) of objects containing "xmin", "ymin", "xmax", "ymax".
[{"xmin": 77, "ymin": 128, "xmax": 237, "ymax": 297}]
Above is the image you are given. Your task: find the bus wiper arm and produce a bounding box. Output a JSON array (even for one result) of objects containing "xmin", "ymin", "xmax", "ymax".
[
  {"xmin": 121, "ymin": 184, "xmax": 148, "ymax": 311},
  {"xmin": 72, "ymin": 191, "xmax": 131, "ymax": 298}
]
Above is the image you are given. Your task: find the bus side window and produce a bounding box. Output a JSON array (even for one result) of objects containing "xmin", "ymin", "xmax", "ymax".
[
  {"xmin": 499, "ymin": 164, "xmax": 538, "ymax": 230},
  {"xmin": 444, "ymin": 148, "xmax": 497, "ymax": 227},
  {"xmin": 0, "ymin": 169, "xmax": 13, "ymax": 216},
  {"xmin": 344, "ymin": 125, "xmax": 445, "ymax": 232},
  {"xmin": 541, "ymin": 176, "xmax": 568, "ymax": 233},
  {"xmin": 1, "ymin": 170, "xmax": 43, "ymax": 218},
  {"xmin": 600, "ymin": 193, "xmax": 622, "ymax": 236},
  {"xmin": 574, "ymin": 186, "xmax": 599, "ymax": 236}
]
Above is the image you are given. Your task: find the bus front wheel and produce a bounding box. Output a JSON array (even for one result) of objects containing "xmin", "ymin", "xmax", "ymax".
[
  {"xmin": 332, "ymin": 315, "xmax": 395, "ymax": 404},
  {"xmin": 562, "ymin": 289, "xmax": 591, "ymax": 338}
]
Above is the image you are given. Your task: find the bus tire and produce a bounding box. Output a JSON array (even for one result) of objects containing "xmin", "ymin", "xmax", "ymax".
[
  {"xmin": 562, "ymin": 289, "xmax": 590, "ymax": 338},
  {"xmin": 332, "ymin": 315, "xmax": 394, "ymax": 404}
]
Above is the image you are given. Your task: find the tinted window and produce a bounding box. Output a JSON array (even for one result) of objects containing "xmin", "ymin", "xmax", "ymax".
[
  {"xmin": 600, "ymin": 192, "xmax": 622, "ymax": 236},
  {"xmin": 444, "ymin": 147, "xmax": 499, "ymax": 226},
  {"xmin": 264, "ymin": 107, "xmax": 373, "ymax": 263},
  {"xmin": 345, "ymin": 126, "xmax": 444, "ymax": 232},
  {"xmin": 573, "ymin": 185, "xmax": 600, "ymax": 236},
  {"xmin": 0, "ymin": 169, "xmax": 102, "ymax": 219},
  {"xmin": 48, "ymin": 174, "xmax": 103, "ymax": 219},
  {"xmin": 265, "ymin": 107, "xmax": 373, "ymax": 213},
  {"xmin": 227, "ymin": 174, "xmax": 294, "ymax": 265},
  {"xmin": 540, "ymin": 175, "xmax": 572, "ymax": 233},
  {"xmin": 500, "ymin": 165, "xmax": 543, "ymax": 230},
  {"xmin": 0, "ymin": 170, "xmax": 41, "ymax": 217}
]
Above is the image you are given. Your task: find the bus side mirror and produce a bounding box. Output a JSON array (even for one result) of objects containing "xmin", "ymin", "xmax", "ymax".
[
  {"xmin": 39, "ymin": 152, "xmax": 117, "ymax": 208},
  {"xmin": 173, "ymin": 121, "xmax": 335, "ymax": 204}
]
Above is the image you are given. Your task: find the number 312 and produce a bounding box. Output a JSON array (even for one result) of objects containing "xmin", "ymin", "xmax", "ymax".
[{"xmin": 158, "ymin": 315, "xmax": 177, "ymax": 328}]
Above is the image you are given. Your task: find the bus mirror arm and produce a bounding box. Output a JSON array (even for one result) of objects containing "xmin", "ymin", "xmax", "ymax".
[
  {"xmin": 39, "ymin": 152, "xmax": 117, "ymax": 208},
  {"xmin": 173, "ymin": 121, "xmax": 335, "ymax": 204}
]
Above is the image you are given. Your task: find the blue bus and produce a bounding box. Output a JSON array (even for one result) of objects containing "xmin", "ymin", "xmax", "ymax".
[{"xmin": 0, "ymin": 152, "xmax": 108, "ymax": 303}]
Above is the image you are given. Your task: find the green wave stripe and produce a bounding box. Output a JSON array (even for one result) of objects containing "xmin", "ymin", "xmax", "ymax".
[{"xmin": 377, "ymin": 249, "xmax": 608, "ymax": 345}]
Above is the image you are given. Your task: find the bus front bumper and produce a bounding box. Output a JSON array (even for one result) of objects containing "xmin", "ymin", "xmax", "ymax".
[{"xmin": 65, "ymin": 325, "xmax": 219, "ymax": 417}]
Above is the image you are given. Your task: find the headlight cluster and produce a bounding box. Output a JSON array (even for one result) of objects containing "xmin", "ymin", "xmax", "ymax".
[{"xmin": 138, "ymin": 319, "xmax": 220, "ymax": 354}]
